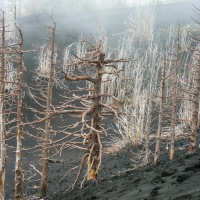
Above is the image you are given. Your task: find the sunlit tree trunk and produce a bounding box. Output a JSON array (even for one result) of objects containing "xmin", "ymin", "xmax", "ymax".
[
  {"xmin": 0, "ymin": 11, "xmax": 6, "ymax": 200},
  {"xmin": 40, "ymin": 20, "xmax": 56, "ymax": 198},
  {"xmin": 14, "ymin": 25, "xmax": 23, "ymax": 200}
]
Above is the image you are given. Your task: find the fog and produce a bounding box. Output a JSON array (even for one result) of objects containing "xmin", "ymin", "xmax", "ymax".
[
  {"xmin": 1, "ymin": 0, "xmax": 200, "ymax": 74},
  {"xmin": 0, "ymin": 0, "xmax": 199, "ymax": 40},
  {"xmin": 0, "ymin": 0, "xmax": 198, "ymax": 12},
  {"xmin": 13, "ymin": 1, "xmax": 198, "ymax": 33}
]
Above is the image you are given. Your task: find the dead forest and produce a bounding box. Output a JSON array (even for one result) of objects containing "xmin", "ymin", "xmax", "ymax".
[{"xmin": 0, "ymin": 3, "xmax": 200, "ymax": 200}]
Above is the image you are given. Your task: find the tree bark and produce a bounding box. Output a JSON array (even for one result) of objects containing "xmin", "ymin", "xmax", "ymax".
[
  {"xmin": 14, "ymin": 26, "xmax": 23, "ymax": 200},
  {"xmin": 87, "ymin": 57, "xmax": 103, "ymax": 180},
  {"xmin": 40, "ymin": 20, "xmax": 56, "ymax": 198}
]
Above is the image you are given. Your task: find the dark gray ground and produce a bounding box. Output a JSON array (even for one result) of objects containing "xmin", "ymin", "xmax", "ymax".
[
  {"xmin": 45, "ymin": 139, "xmax": 200, "ymax": 200},
  {"xmin": 5, "ymin": 134, "xmax": 200, "ymax": 200}
]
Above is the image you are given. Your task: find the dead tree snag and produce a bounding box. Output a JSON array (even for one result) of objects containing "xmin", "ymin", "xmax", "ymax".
[
  {"xmin": 14, "ymin": 22, "xmax": 24, "ymax": 200},
  {"xmin": 39, "ymin": 18, "xmax": 56, "ymax": 198},
  {"xmin": 62, "ymin": 39, "xmax": 129, "ymax": 184},
  {"xmin": 154, "ymin": 55, "xmax": 166, "ymax": 166}
]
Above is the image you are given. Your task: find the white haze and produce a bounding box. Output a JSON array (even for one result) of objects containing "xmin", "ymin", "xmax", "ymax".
[{"xmin": 0, "ymin": 0, "xmax": 197, "ymax": 15}]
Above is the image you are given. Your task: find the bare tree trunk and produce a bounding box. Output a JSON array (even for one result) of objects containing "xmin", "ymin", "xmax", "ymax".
[
  {"xmin": 0, "ymin": 11, "xmax": 6, "ymax": 200},
  {"xmin": 14, "ymin": 26, "xmax": 23, "ymax": 200},
  {"xmin": 144, "ymin": 96, "xmax": 152, "ymax": 165},
  {"xmin": 40, "ymin": 20, "xmax": 56, "ymax": 198},
  {"xmin": 87, "ymin": 57, "xmax": 103, "ymax": 180},
  {"xmin": 154, "ymin": 56, "xmax": 166, "ymax": 166},
  {"xmin": 170, "ymin": 27, "xmax": 180, "ymax": 160}
]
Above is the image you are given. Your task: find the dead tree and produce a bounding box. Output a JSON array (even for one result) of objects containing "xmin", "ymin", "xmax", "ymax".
[
  {"xmin": 39, "ymin": 19, "xmax": 56, "ymax": 198},
  {"xmin": 59, "ymin": 39, "xmax": 129, "ymax": 186},
  {"xmin": 186, "ymin": 45, "xmax": 200, "ymax": 154},
  {"xmin": 26, "ymin": 38, "xmax": 128, "ymax": 192},
  {"xmin": 14, "ymin": 22, "xmax": 24, "ymax": 200},
  {"xmin": 104, "ymin": 5, "xmax": 161, "ymax": 158},
  {"xmin": 178, "ymin": 6, "xmax": 200, "ymax": 154},
  {"xmin": 21, "ymin": 25, "xmax": 132, "ymax": 197},
  {"xmin": 186, "ymin": 7, "xmax": 200, "ymax": 154},
  {"xmin": 179, "ymin": 42, "xmax": 200, "ymax": 154},
  {"xmin": 169, "ymin": 26, "xmax": 180, "ymax": 160},
  {"xmin": 154, "ymin": 55, "xmax": 166, "ymax": 166},
  {"xmin": 0, "ymin": 10, "xmax": 18, "ymax": 199}
]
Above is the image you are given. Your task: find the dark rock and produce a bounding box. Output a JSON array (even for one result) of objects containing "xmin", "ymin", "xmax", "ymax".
[
  {"xmin": 195, "ymin": 161, "xmax": 200, "ymax": 168},
  {"xmin": 48, "ymin": 159, "xmax": 63, "ymax": 164},
  {"xmin": 133, "ymin": 177, "xmax": 141, "ymax": 183},
  {"xmin": 185, "ymin": 153, "xmax": 198, "ymax": 159},
  {"xmin": 176, "ymin": 174, "xmax": 190, "ymax": 183},
  {"xmin": 150, "ymin": 186, "xmax": 160, "ymax": 197},
  {"xmin": 151, "ymin": 175, "xmax": 165, "ymax": 184},
  {"xmin": 89, "ymin": 195, "xmax": 98, "ymax": 200},
  {"xmin": 161, "ymin": 169, "xmax": 177, "ymax": 177},
  {"xmin": 185, "ymin": 161, "xmax": 200, "ymax": 172}
]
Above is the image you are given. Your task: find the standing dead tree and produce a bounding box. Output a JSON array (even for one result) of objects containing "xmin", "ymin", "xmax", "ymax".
[
  {"xmin": 177, "ymin": 6, "xmax": 200, "ymax": 154},
  {"xmin": 188, "ymin": 47, "xmax": 200, "ymax": 154},
  {"xmin": 179, "ymin": 40, "xmax": 200, "ymax": 154},
  {"xmin": 58, "ymin": 39, "xmax": 129, "ymax": 186},
  {"xmin": 185, "ymin": 6, "xmax": 200, "ymax": 154},
  {"xmin": 0, "ymin": 10, "xmax": 18, "ymax": 199},
  {"xmin": 169, "ymin": 25, "xmax": 180, "ymax": 160},
  {"xmin": 23, "ymin": 17, "xmax": 58, "ymax": 198},
  {"xmin": 154, "ymin": 55, "xmax": 166, "ymax": 166},
  {"xmin": 27, "ymin": 38, "xmax": 129, "ymax": 192},
  {"xmin": 33, "ymin": 40, "xmax": 127, "ymax": 187},
  {"xmin": 103, "ymin": 5, "xmax": 160, "ymax": 154},
  {"xmin": 14, "ymin": 21, "xmax": 24, "ymax": 200},
  {"xmin": 39, "ymin": 18, "xmax": 56, "ymax": 198},
  {"xmin": 153, "ymin": 25, "xmax": 188, "ymax": 164}
]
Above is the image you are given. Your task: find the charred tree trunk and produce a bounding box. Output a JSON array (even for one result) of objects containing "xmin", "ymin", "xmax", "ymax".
[
  {"xmin": 0, "ymin": 11, "xmax": 6, "ymax": 200},
  {"xmin": 14, "ymin": 26, "xmax": 24, "ymax": 200},
  {"xmin": 40, "ymin": 20, "xmax": 56, "ymax": 198},
  {"xmin": 154, "ymin": 56, "xmax": 166, "ymax": 166}
]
